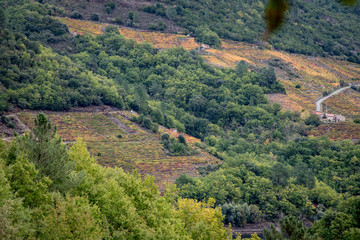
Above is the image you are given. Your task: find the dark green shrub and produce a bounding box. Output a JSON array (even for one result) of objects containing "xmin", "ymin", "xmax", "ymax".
[
  {"xmin": 143, "ymin": 118, "xmax": 153, "ymax": 129},
  {"xmin": 161, "ymin": 133, "xmax": 170, "ymax": 141},
  {"xmin": 70, "ymin": 11, "xmax": 82, "ymax": 19},
  {"xmin": 151, "ymin": 123, "xmax": 159, "ymax": 133},
  {"xmin": 178, "ymin": 134, "xmax": 186, "ymax": 145},
  {"xmin": 157, "ymin": 21, "xmax": 166, "ymax": 31},
  {"xmin": 104, "ymin": 2, "xmax": 115, "ymax": 14},
  {"xmin": 91, "ymin": 13, "xmax": 99, "ymax": 21},
  {"xmin": 113, "ymin": 17, "xmax": 123, "ymax": 25},
  {"xmin": 148, "ymin": 23, "xmax": 158, "ymax": 31},
  {"xmin": 1, "ymin": 115, "xmax": 8, "ymax": 124}
]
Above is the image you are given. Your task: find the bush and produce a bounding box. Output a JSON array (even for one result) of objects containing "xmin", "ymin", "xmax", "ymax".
[
  {"xmin": 157, "ymin": 21, "xmax": 166, "ymax": 31},
  {"xmin": 170, "ymin": 142, "xmax": 186, "ymax": 155},
  {"xmin": 1, "ymin": 115, "xmax": 9, "ymax": 124},
  {"xmin": 221, "ymin": 203, "xmax": 247, "ymax": 227},
  {"xmin": 148, "ymin": 23, "xmax": 158, "ymax": 31},
  {"xmin": 148, "ymin": 22, "xmax": 167, "ymax": 31},
  {"xmin": 113, "ymin": 17, "xmax": 123, "ymax": 25},
  {"xmin": 161, "ymin": 133, "xmax": 170, "ymax": 142},
  {"xmin": 195, "ymin": 26, "xmax": 222, "ymax": 48},
  {"xmin": 305, "ymin": 114, "xmax": 321, "ymax": 127},
  {"xmin": 295, "ymin": 84, "xmax": 301, "ymax": 89},
  {"xmin": 90, "ymin": 14, "xmax": 99, "ymax": 21},
  {"xmin": 104, "ymin": 2, "xmax": 115, "ymax": 10},
  {"xmin": 70, "ymin": 11, "xmax": 82, "ymax": 19},
  {"xmin": 104, "ymin": 2, "xmax": 115, "ymax": 14},
  {"xmin": 151, "ymin": 123, "xmax": 159, "ymax": 133},
  {"xmin": 105, "ymin": 25, "xmax": 119, "ymax": 34},
  {"xmin": 354, "ymin": 119, "xmax": 360, "ymax": 124},
  {"xmin": 178, "ymin": 134, "xmax": 186, "ymax": 145},
  {"xmin": 143, "ymin": 118, "xmax": 153, "ymax": 129},
  {"xmin": 7, "ymin": 122, "xmax": 15, "ymax": 129},
  {"xmin": 129, "ymin": 117, "xmax": 136, "ymax": 123},
  {"xmin": 117, "ymin": 134, "xmax": 122, "ymax": 138}
]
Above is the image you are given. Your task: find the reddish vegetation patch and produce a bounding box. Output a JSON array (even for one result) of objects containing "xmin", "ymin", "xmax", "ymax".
[
  {"xmin": 57, "ymin": 18, "xmax": 360, "ymax": 115},
  {"xmin": 267, "ymin": 94, "xmax": 304, "ymax": 112},
  {"xmin": 307, "ymin": 122, "xmax": 360, "ymax": 143},
  {"xmin": 12, "ymin": 108, "xmax": 219, "ymax": 189},
  {"xmin": 323, "ymin": 89, "xmax": 360, "ymax": 118},
  {"xmin": 57, "ymin": 17, "xmax": 107, "ymax": 36}
]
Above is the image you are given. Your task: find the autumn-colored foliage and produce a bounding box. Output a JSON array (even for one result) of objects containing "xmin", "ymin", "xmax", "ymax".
[
  {"xmin": 323, "ymin": 89, "xmax": 360, "ymax": 118},
  {"xmin": 16, "ymin": 110, "xmax": 219, "ymax": 189},
  {"xmin": 57, "ymin": 18, "xmax": 360, "ymax": 114},
  {"xmin": 57, "ymin": 17, "xmax": 107, "ymax": 36},
  {"xmin": 308, "ymin": 122, "xmax": 360, "ymax": 143}
]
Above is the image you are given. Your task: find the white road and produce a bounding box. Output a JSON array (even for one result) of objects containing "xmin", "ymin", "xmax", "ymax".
[{"xmin": 315, "ymin": 84, "xmax": 360, "ymax": 112}]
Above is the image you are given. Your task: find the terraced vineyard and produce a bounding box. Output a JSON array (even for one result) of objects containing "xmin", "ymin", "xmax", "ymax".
[
  {"xmin": 15, "ymin": 108, "xmax": 219, "ymax": 189},
  {"xmin": 323, "ymin": 89, "xmax": 360, "ymax": 118},
  {"xmin": 308, "ymin": 122, "xmax": 360, "ymax": 143},
  {"xmin": 59, "ymin": 17, "xmax": 199, "ymax": 50},
  {"xmin": 58, "ymin": 18, "xmax": 360, "ymax": 114}
]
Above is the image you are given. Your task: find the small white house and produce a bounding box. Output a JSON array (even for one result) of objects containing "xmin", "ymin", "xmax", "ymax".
[{"xmin": 311, "ymin": 111, "xmax": 346, "ymax": 122}]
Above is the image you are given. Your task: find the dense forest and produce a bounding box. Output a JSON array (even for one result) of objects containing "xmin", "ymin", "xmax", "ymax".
[{"xmin": 1, "ymin": 0, "xmax": 360, "ymax": 239}]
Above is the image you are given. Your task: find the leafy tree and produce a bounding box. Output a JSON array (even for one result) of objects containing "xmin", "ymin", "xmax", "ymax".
[
  {"xmin": 305, "ymin": 114, "xmax": 321, "ymax": 127},
  {"xmin": 310, "ymin": 180, "xmax": 339, "ymax": 208},
  {"xmin": 0, "ymin": 7, "xmax": 6, "ymax": 29},
  {"xmin": 178, "ymin": 134, "xmax": 186, "ymax": 145},
  {"xmin": 128, "ymin": 11, "xmax": 138, "ymax": 27},
  {"xmin": 5, "ymin": 152, "xmax": 52, "ymax": 208},
  {"xmin": 0, "ymin": 161, "xmax": 34, "ymax": 239},
  {"xmin": 166, "ymin": 7, "xmax": 177, "ymax": 20},
  {"xmin": 311, "ymin": 210, "xmax": 357, "ymax": 240},
  {"xmin": 39, "ymin": 194, "xmax": 106, "ymax": 239},
  {"xmin": 176, "ymin": 198, "xmax": 230, "ymax": 240},
  {"xmin": 70, "ymin": 11, "xmax": 82, "ymax": 19},
  {"xmin": 263, "ymin": 216, "xmax": 318, "ymax": 240},
  {"xmin": 195, "ymin": 26, "xmax": 222, "ymax": 48},
  {"xmin": 221, "ymin": 202, "xmax": 247, "ymax": 227},
  {"xmin": 91, "ymin": 13, "xmax": 99, "ymax": 22},
  {"xmin": 271, "ymin": 162, "xmax": 290, "ymax": 186},
  {"xmin": 294, "ymin": 162, "xmax": 315, "ymax": 189},
  {"xmin": 235, "ymin": 61, "xmax": 248, "ymax": 78}
]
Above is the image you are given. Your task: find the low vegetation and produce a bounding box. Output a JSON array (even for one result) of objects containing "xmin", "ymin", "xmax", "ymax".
[
  {"xmin": 1, "ymin": 1, "xmax": 360, "ymax": 238},
  {"xmin": 56, "ymin": 18, "xmax": 360, "ymax": 113},
  {"xmin": 0, "ymin": 113, "xmax": 232, "ymax": 239},
  {"xmin": 15, "ymin": 110, "xmax": 218, "ymax": 188}
]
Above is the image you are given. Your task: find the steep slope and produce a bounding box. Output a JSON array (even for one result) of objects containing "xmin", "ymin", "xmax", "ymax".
[
  {"xmin": 58, "ymin": 18, "xmax": 360, "ymax": 114},
  {"xmin": 48, "ymin": 0, "xmax": 360, "ymax": 62},
  {"xmin": 2, "ymin": 107, "xmax": 219, "ymax": 189}
]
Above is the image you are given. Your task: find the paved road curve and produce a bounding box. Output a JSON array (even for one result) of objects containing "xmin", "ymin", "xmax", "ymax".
[{"xmin": 316, "ymin": 84, "xmax": 360, "ymax": 112}]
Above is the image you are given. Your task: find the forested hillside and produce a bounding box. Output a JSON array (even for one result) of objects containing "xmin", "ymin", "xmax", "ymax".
[
  {"xmin": 45, "ymin": 0, "xmax": 360, "ymax": 62},
  {"xmin": 154, "ymin": 0, "xmax": 360, "ymax": 61},
  {"xmin": 1, "ymin": 0, "xmax": 360, "ymax": 239},
  {"xmin": 0, "ymin": 113, "xmax": 233, "ymax": 239}
]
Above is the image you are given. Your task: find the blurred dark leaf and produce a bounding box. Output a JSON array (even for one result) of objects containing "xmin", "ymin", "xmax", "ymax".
[
  {"xmin": 264, "ymin": 0, "xmax": 358, "ymax": 38},
  {"xmin": 265, "ymin": 0, "xmax": 288, "ymax": 38},
  {"xmin": 338, "ymin": 0, "xmax": 357, "ymax": 5}
]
